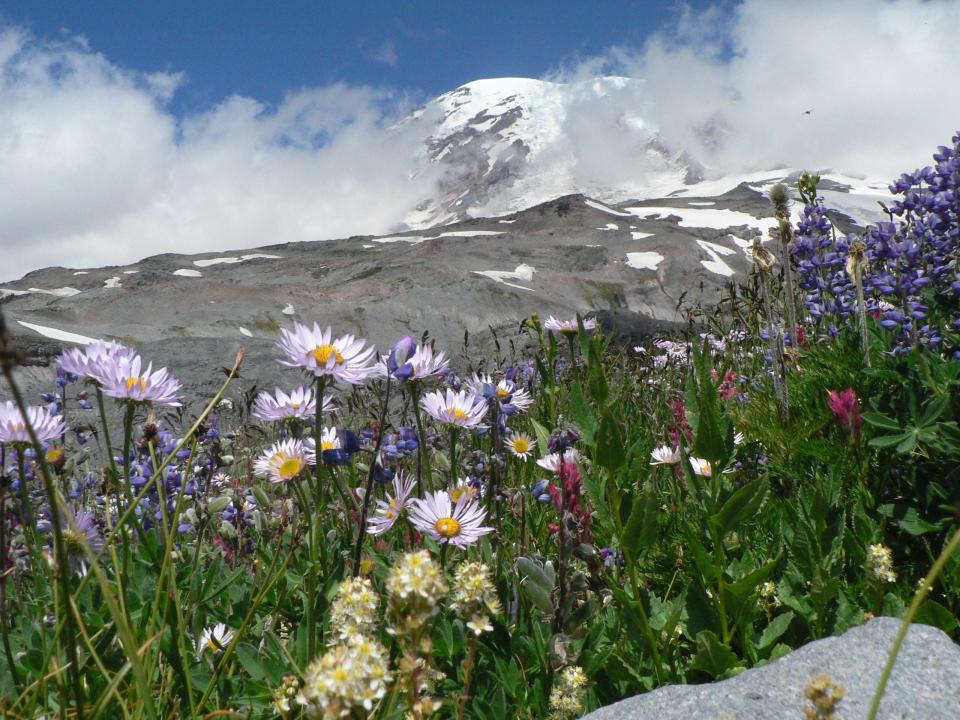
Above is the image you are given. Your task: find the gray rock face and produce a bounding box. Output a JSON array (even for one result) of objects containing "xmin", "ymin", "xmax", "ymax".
[
  {"xmin": 0, "ymin": 179, "xmax": 880, "ymax": 411},
  {"xmin": 582, "ymin": 618, "xmax": 960, "ymax": 720}
]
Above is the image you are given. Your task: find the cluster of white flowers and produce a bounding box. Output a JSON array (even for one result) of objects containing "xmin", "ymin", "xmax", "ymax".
[
  {"xmin": 549, "ymin": 665, "xmax": 589, "ymax": 719},
  {"xmin": 329, "ymin": 576, "xmax": 380, "ymax": 641},
  {"xmin": 272, "ymin": 675, "xmax": 300, "ymax": 716},
  {"xmin": 867, "ymin": 544, "xmax": 897, "ymax": 583},
  {"xmin": 386, "ymin": 550, "xmax": 449, "ymax": 631},
  {"xmin": 449, "ymin": 562, "xmax": 501, "ymax": 636},
  {"xmin": 298, "ymin": 634, "xmax": 392, "ymax": 718},
  {"xmin": 756, "ymin": 580, "xmax": 783, "ymax": 613}
]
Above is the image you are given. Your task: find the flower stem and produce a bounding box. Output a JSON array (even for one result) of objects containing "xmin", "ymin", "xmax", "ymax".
[
  {"xmin": 410, "ymin": 383, "xmax": 431, "ymax": 496},
  {"xmin": 448, "ymin": 426, "xmax": 458, "ymax": 490},
  {"xmin": 866, "ymin": 524, "xmax": 960, "ymax": 720},
  {"xmin": 353, "ymin": 376, "xmax": 392, "ymax": 576}
]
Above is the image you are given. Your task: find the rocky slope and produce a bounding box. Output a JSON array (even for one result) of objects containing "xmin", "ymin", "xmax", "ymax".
[{"xmin": 1, "ymin": 171, "xmax": 887, "ymax": 407}]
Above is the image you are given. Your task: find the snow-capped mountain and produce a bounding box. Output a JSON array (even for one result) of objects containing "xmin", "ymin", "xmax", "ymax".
[
  {"xmin": 397, "ymin": 77, "xmax": 889, "ymax": 232},
  {"xmin": 402, "ymin": 77, "xmax": 701, "ymax": 227},
  {"xmin": 0, "ymin": 76, "xmax": 897, "ymax": 406}
]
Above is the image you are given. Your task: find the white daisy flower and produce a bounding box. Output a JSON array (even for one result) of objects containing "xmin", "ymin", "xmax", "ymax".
[{"xmin": 408, "ymin": 490, "xmax": 493, "ymax": 547}]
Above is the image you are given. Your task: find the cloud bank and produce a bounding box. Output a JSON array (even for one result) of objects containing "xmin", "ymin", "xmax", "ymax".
[
  {"xmin": 551, "ymin": 0, "xmax": 960, "ymax": 183},
  {"xmin": 2, "ymin": 0, "xmax": 959, "ymax": 281},
  {"xmin": 0, "ymin": 28, "xmax": 437, "ymax": 280}
]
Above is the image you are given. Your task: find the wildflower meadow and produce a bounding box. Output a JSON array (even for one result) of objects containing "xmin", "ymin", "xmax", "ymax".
[{"xmin": 1, "ymin": 132, "xmax": 960, "ymax": 719}]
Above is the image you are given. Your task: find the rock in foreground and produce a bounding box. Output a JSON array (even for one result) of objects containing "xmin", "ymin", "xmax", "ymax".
[{"xmin": 582, "ymin": 618, "xmax": 959, "ymax": 720}]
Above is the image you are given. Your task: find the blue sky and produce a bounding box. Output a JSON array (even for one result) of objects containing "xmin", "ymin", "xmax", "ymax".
[
  {"xmin": 0, "ymin": 0, "xmax": 712, "ymax": 114},
  {"xmin": 1, "ymin": 0, "xmax": 958, "ymax": 281}
]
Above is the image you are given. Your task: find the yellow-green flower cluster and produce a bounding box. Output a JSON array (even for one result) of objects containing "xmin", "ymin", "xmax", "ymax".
[
  {"xmin": 866, "ymin": 544, "xmax": 897, "ymax": 583},
  {"xmin": 329, "ymin": 576, "xmax": 380, "ymax": 641},
  {"xmin": 756, "ymin": 580, "xmax": 782, "ymax": 613},
  {"xmin": 449, "ymin": 561, "xmax": 501, "ymax": 636},
  {"xmin": 298, "ymin": 634, "xmax": 392, "ymax": 718},
  {"xmin": 549, "ymin": 665, "xmax": 588, "ymax": 719},
  {"xmin": 272, "ymin": 675, "xmax": 300, "ymax": 716},
  {"xmin": 386, "ymin": 550, "xmax": 448, "ymax": 631},
  {"xmin": 803, "ymin": 674, "xmax": 845, "ymax": 719}
]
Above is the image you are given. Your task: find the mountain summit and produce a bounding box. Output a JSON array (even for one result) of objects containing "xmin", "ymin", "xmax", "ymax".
[{"xmin": 402, "ymin": 77, "xmax": 700, "ymax": 228}]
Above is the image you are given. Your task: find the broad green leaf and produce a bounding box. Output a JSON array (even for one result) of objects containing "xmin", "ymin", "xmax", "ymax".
[
  {"xmin": 861, "ymin": 412, "xmax": 901, "ymax": 431},
  {"xmin": 691, "ymin": 630, "xmax": 742, "ymax": 678},
  {"xmin": 710, "ymin": 479, "xmax": 768, "ymax": 535},
  {"xmin": 757, "ymin": 611, "xmax": 794, "ymax": 650},
  {"xmin": 622, "ymin": 485, "xmax": 660, "ymax": 558},
  {"xmin": 596, "ymin": 411, "xmax": 626, "ymax": 472},
  {"xmin": 569, "ymin": 382, "xmax": 598, "ymax": 445}
]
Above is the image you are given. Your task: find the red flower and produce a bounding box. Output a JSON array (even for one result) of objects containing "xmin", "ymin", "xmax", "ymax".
[
  {"xmin": 717, "ymin": 369, "xmax": 738, "ymax": 401},
  {"xmin": 827, "ymin": 388, "xmax": 862, "ymax": 437}
]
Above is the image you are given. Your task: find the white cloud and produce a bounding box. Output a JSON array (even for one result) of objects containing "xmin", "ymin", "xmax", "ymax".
[
  {"xmin": 374, "ymin": 40, "xmax": 399, "ymax": 67},
  {"xmin": 550, "ymin": 0, "xmax": 960, "ymax": 183},
  {"xmin": 0, "ymin": 29, "xmax": 437, "ymax": 281},
  {"xmin": 3, "ymin": 2, "xmax": 960, "ymax": 281}
]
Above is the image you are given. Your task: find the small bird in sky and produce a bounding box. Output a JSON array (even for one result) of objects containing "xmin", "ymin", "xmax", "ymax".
[{"xmin": 804, "ymin": 108, "xmax": 814, "ymax": 115}]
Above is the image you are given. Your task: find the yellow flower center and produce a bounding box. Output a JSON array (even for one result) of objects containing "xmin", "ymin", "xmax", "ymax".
[
  {"xmin": 309, "ymin": 344, "xmax": 344, "ymax": 366},
  {"xmin": 497, "ymin": 386, "xmax": 509, "ymax": 398},
  {"xmin": 125, "ymin": 376, "xmax": 147, "ymax": 393},
  {"xmin": 11, "ymin": 421, "xmax": 23, "ymax": 434},
  {"xmin": 320, "ymin": 441, "xmax": 336, "ymax": 451},
  {"xmin": 278, "ymin": 456, "xmax": 303, "ymax": 479},
  {"xmin": 206, "ymin": 638, "xmax": 221, "ymax": 652},
  {"xmin": 511, "ymin": 438, "xmax": 530, "ymax": 453},
  {"xmin": 450, "ymin": 408, "xmax": 468, "ymax": 422},
  {"xmin": 46, "ymin": 447, "xmax": 64, "ymax": 464},
  {"xmin": 290, "ymin": 402, "xmax": 301, "ymax": 410},
  {"xmin": 435, "ymin": 517, "xmax": 461, "ymax": 538}
]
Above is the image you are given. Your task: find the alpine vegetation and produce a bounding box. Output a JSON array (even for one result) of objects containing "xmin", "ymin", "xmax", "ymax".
[{"xmin": 2, "ymin": 132, "xmax": 960, "ymax": 719}]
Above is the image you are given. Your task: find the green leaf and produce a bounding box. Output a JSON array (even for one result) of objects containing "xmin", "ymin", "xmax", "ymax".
[
  {"xmin": 691, "ymin": 630, "xmax": 742, "ymax": 678},
  {"xmin": 710, "ymin": 479, "xmax": 768, "ymax": 535},
  {"xmin": 530, "ymin": 417, "xmax": 551, "ymax": 458},
  {"xmin": 621, "ymin": 485, "xmax": 660, "ymax": 558},
  {"xmin": 726, "ymin": 557, "xmax": 778, "ymax": 599},
  {"xmin": 569, "ymin": 383, "xmax": 598, "ymax": 445},
  {"xmin": 914, "ymin": 599, "xmax": 959, "ymax": 633},
  {"xmin": 236, "ymin": 644, "xmax": 266, "ymax": 681},
  {"xmin": 757, "ymin": 611, "xmax": 794, "ymax": 650},
  {"xmin": 869, "ymin": 431, "xmax": 914, "ymax": 449},
  {"xmin": 596, "ymin": 411, "xmax": 626, "ymax": 472},
  {"xmin": 861, "ymin": 412, "xmax": 901, "ymax": 431}
]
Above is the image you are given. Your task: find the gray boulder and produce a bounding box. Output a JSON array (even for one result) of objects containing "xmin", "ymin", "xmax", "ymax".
[{"xmin": 582, "ymin": 618, "xmax": 960, "ymax": 720}]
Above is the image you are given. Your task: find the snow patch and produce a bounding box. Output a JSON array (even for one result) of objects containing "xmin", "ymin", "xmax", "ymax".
[
  {"xmin": 193, "ymin": 253, "xmax": 282, "ymax": 268},
  {"xmin": 173, "ymin": 269, "xmax": 203, "ymax": 278},
  {"xmin": 238, "ymin": 327, "xmax": 253, "ymax": 337},
  {"xmin": 373, "ymin": 235, "xmax": 429, "ymax": 244},
  {"xmin": 104, "ymin": 277, "xmax": 122, "ymax": 289},
  {"xmin": 627, "ymin": 206, "xmax": 778, "ymax": 235},
  {"xmin": 437, "ymin": 230, "xmax": 505, "ymax": 238},
  {"xmin": 585, "ymin": 199, "xmax": 632, "ymax": 217},
  {"xmin": 696, "ymin": 240, "xmax": 737, "ymax": 277},
  {"xmin": 498, "ymin": 219, "xmax": 516, "ymax": 224},
  {"xmin": 1, "ymin": 286, "xmax": 83, "ymax": 298},
  {"xmin": 72, "ymin": 271, "xmax": 89, "ymax": 276},
  {"xmin": 123, "ymin": 270, "xmax": 139, "ymax": 274},
  {"xmin": 282, "ymin": 304, "xmax": 296, "ymax": 316},
  {"xmin": 687, "ymin": 201, "xmax": 716, "ymax": 206},
  {"xmin": 631, "ymin": 231, "xmax": 654, "ymax": 240},
  {"xmin": 473, "ymin": 264, "xmax": 535, "ymax": 292},
  {"xmin": 16, "ymin": 320, "xmax": 97, "ymax": 345},
  {"xmin": 598, "ymin": 223, "xmax": 619, "ymax": 231},
  {"xmin": 626, "ymin": 252, "xmax": 665, "ymax": 270}
]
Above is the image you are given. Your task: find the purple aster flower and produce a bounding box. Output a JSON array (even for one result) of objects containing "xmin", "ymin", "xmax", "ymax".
[
  {"xmin": 276, "ymin": 322, "xmax": 377, "ymax": 384},
  {"xmin": 252, "ymin": 385, "xmax": 332, "ymax": 422},
  {"xmin": 0, "ymin": 401, "xmax": 66, "ymax": 444},
  {"xmin": 98, "ymin": 354, "xmax": 182, "ymax": 406},
  {"xmin": 58, "ymin": 340, "xmax": 137, "ymax": 382},
  {"xmin": 408, "ymin": 489, "xmax": 493, "ymax": 547},
  {"xmin": 253, "ymin": 438, "xmax": 315, "ymax": 483},
  {"xmin": 420, "ymin": 389, "xmax": 488, "ymax": 428},
  {"xmin": 543, "ymin": 315, "xmax": 597, "ymax": 334},
  {"xmin": 378, "ymin": 338, "xmax": 450, "ymax": 382},
  {"xmin": 367, "ymin": 471, "xmax": 416, "ymax": 536}
]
